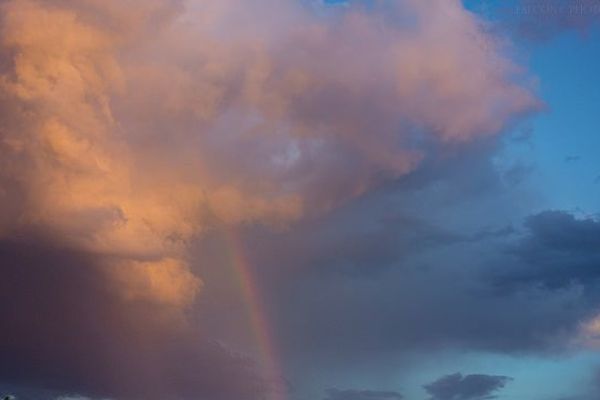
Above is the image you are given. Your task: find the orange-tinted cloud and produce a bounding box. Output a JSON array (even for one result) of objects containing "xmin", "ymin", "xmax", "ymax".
[{"xmin": 0, "ymin": 0, "xmax": 538, "ymax": 398}]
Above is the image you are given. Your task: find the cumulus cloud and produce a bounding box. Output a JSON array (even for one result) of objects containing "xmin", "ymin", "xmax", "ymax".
[
  {"xmin": 0, "ymin": 0, "xmax": 538, "ymax": 398},
  {"xmin": 423, "ymin": 373, "xmax": 512, "ymax": 400},
  {"xmin": 0, "ymin": 0, "xmax": 537, "ymax": 268}
]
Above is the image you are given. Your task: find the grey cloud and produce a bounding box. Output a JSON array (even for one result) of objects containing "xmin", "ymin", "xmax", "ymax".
[
  {"xmin": 499, "ymin": 210, "xmax": 600, "ymax": 289},
  {"xmin": 423, "ymin": 373, "xmax": 512, "ymax": 400},
  {"xmin": 220, "ymin": 148, "xmax": 593, "ymax": 374},
  {"xmin": 0, "ymin": 238, "xmax": 266, "ymax": 400}
]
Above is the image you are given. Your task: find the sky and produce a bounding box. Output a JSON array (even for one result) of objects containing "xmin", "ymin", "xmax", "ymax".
[{"xmin": 0, "ymin": 1, "xmax": 599, "ymax": 400}]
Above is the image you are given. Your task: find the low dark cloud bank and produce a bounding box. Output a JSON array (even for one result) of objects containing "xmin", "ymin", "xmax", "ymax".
[
  {"xmin": 236, "ymin": 148, "xmax": 600, "ymax": 375},
  {"xmin": 0, "ymin": 238, "xmax": 265, "ymax": 400},
  {"xmin": 423, "ymin": 373, "xmax": 511, "ymax": 400}
]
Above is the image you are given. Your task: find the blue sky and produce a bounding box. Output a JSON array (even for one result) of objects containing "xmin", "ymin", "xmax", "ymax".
[{"xmin": 525, "ymin": 29, "xmax": 600, "ymax": 214}]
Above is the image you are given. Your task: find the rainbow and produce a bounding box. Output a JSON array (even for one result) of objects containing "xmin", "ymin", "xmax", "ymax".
[{"xmin": 223, "ymin": 228, "xmax": 287, "ymax": 400}]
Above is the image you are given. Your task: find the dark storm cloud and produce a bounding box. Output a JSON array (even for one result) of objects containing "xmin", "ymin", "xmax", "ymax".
[
  {"xmin": 323, "ymin": 388, "xmax": 403, "ymax": 400},
  {"xmin": 239, "ymin": 211, "xmax": 463, "ymax": 280},
  {"xmin": 523, "ymin": 210, "xmax": 600, "ymax": 253},
  {"xmin": 0, "ymin": 238, "xmax": 265, "ymax": 400},
  {"xmin": 252, "ymin": 151, "xmax": 598, "ymax": 369},
  {"xmin": 423, "ymin": 373, "xmax": 511, "ymax": 400},
  {"xmin": 275, "ymin": 247, "xmax": 586, "ymax": 363},
  {"xmin": 500, "ymin": 210, "xmax": 600, "ymax": 289}
]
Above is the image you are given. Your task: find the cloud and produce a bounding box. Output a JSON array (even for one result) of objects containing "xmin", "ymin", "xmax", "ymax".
[
  {"xmin": 323, "ymin": 388, "xmax": 403, "ymax": 400},
  {"xmin": 423, "ymin": 373, "xmax": 512, "ymax": 400},
  {"xmin": 503, "ymin": 212, "xmax": 600, "ymax": 348},
  {"xmin": 0, "ymin": 0, "xmax": 538, "ymax": 398},
  {"xmin": 0, "ymin": 238, "xmax": 266, "ymax": 400},
  {"xmin": 0, "ymin": 0, "xmax": 537, "ymax": 260},
  {"xmin": 499, "ymin": 210, "xmax": 600, "ymax": 289},
  {"xmin": 243, "ymin": 157, "xmax": 597, "ymax": 378}
]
